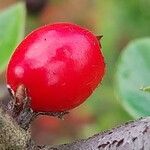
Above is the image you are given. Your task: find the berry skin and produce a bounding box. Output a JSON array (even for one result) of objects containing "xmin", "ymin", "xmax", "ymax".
[{"xmin": 7, "ymin": 23, "xmax": 105, "ymax": 112}]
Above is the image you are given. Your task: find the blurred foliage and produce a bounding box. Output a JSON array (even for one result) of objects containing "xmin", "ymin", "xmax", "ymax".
[
  {"xmin": 0, "ymin": 2, "xmax": 25, "ymax": 72},
  {"xmin": 0, "ymin": 0, "xmax": 150, "ymax": 145},
  {"xmin": 95, "ymin": 0, "xmax": 150, "ymax": 80},
  {"xmin": 116, "ymin": 38, "xmax": 150, "ymax": 118},
  {"xmin": 140, "ymin": 86, "xmax": 150, "ymax": 93}
]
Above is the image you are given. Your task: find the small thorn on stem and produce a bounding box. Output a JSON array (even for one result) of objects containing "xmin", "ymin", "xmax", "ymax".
[{"xmin": 96, "ymin": 35, "xmax": 103, "ymax": 41}]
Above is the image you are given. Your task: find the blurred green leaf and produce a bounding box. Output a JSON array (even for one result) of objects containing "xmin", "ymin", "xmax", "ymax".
[
  {"xmin": 140, "ymin": 86, "xmax": 150, "ymax": 93},
  {"xmin": 0, "ymin": 2, "xmax": 26, "ymax": 72},
  {"xmin": 116, "ymin": 38, "xmax": 150, "ymax": 118}
]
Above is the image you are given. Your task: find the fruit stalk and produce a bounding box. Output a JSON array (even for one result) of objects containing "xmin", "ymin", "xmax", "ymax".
[
  {"xmin": 6, "ymin": 84, "xmax": 68, "ymax": 130},
  {"xmin": 0, "ymin": 105, "xmax": 150, "ymax": 149}
]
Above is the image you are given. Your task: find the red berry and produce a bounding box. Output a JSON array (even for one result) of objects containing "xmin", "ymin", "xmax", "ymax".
[{"xmin": 7, "ymin": 23, "xmax": 105, "ymax": 112}]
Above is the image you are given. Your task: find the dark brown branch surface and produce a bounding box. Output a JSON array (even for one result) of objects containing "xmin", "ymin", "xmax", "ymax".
[
  {"xmin": 0, "ymin": 106, "xmax": 150, "ymax": 150},
  {"xmin": 50, "ymin": 117, "xmax": 150, "ymax": 150},
  {"xmin": 0, "ymin": 108, "xmax": 29, "ymax": 149}
]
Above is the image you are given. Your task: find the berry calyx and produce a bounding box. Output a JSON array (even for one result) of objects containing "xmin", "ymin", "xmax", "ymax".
[{"xmin": 7, "ymin": 23, "xmax": 105, "ymax": 112}]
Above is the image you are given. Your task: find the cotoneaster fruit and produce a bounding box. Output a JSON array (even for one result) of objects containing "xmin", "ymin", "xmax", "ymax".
[{"xmin": 7, "ymin": 23, "xmax": 105, "ymax": 112}]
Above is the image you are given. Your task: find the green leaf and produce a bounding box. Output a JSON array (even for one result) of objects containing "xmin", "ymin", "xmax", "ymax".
[
  {"xmin": 0, "ymin": 2, "xmax": 26, "ymax": 72},
  {"xmin": 116, "ymin": 38, "xmax": 150, "ymax": 118},
  {"xmin": 140, "ymin": 86, "xmax": 150, "ymax": 93}
]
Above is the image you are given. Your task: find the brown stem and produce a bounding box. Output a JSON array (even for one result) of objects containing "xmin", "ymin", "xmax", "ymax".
[
  {"xmin": 1, "ymin": 102, "xmax": 150, "ymax": 149},
  {"xmin": 2, "ymin": 85, "xmax": 150, "ymax": 149},
  {"xmin": 6, "ymin": 85, "xmax": 68, "ymax": 130},
  {"xmin": 0, "ymin": 108, "xmax": 29, "ymax": 149},
  {"xmin": 46, "ymin": 117, "xmax": 150, "ymax": 150}
]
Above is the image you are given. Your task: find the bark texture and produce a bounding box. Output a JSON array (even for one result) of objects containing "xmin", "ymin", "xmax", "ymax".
[
  {"xmin": 0, "ymin": 107, "xmax": 150, "ymax": 150},
  {"xmin": 0, "ymin": 108, "xmax": 29, "ymax": 149},
  {"xmin": 50, "ymin": 117, "xmax": 150, "ymax": 150}
]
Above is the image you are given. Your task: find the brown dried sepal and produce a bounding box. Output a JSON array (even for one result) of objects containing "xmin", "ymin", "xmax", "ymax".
[
  {"xmin": 6, "ymin": 84, "xmax": 69, "ymax": 131},
  {"xmin": 96, "ymin": 35, "xmax": 103, "ymax": 41}
]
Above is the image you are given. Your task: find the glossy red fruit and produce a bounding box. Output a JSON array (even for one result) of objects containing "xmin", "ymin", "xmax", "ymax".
[{"xmin": 7, "ymin": 23, "xmax": 105, "ymax": 112}]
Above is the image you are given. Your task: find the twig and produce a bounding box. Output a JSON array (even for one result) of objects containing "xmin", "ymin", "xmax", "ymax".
[
  {"xmin": 1, "ymin": 100, "xmax": 150, "ymax": 150},
  {"xmin": 0, "ymin": 108, "xmax": 29, "ymax": 149}
]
